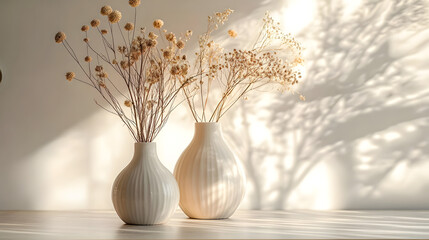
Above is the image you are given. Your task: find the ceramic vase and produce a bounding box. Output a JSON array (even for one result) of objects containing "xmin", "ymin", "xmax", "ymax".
[
  {"xmin": 112, "ymin": 142, "xmax": 179, "ymax": 225},
  {"xmin": 174, "ymin": 122, "xmax": 246, "ymax": 219}
]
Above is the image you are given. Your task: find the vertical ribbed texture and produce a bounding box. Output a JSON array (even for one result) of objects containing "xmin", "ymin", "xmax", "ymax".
[
  {"xmin": 112, "ymin": 142, "xmax": 179, "ymax": 225},
  {"xmin": 174, "ymin": 123, "xmax": 246, "ymax": 219}
]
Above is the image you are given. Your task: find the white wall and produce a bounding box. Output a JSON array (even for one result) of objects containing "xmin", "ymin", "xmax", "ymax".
[{"xmin": 0, "ymin": 0, "xmax": 428, "ymax": 210}]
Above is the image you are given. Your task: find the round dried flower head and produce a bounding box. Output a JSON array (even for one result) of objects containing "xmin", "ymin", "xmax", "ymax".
[
  {"xmin": 101, "ymin": 29, "xmax": 108, "ymax": 34},
  {"xmin": 90, "ymin": 19, "xmax": 100, "ymax": 27},
  {"xmin": 176, "ymin": 40, "xmax": 185, "ymax": 49},
  {"xmin": 186, "ymin": 30, "xmax": 193, "ymax": 36},
  {"xmin": 299, "ymin": 95, "xmax": 306, "ymax": 101},
  {"xmin": 99, "ymin": 82, "xmax": 106, "ymax": 88},
  {"xmin": 65, "ymin": 72, "xmax": 75, "ymax": 81},
  {"xmin": 124, "ymin": 22, "xmax": 134, "ymax": 31},
  {"xmin": 148, "ymin": 32, "xmax": 158, "ymax": 40},
  {"xmin": 95, "ymin": 65, "xmax": 103, "ymax": 72},
  {"xmin": 146, "ymin": 39, "xmax": 157, "ymax": 47},
  {"xmin": 83, "ymin": 38, "xmax": 89, "ymax": 43},
  {"xmin": 112, "ymin": 59, "xmax": 118, "ymax": 64},
  {"xmin": 165, "ymin": 32, "xmax": 176, "ymax": 42},
  {"xmin": 163, "ymin": 49, "xmax": 173, "ymax": 59},
  {"xmin": 124, "ymin": 100, "xmax": 132, "ymax": 107},
  {"xmin": 153, "ymin": 19, "xmax": 164, "ymax": 29},
  {"xmin": 55, "ymin": 32, "xmax": 66, "ymax": 43},
  {"xmin": 108, "ymin": 10, "xmax": 122, "ymax": 23},
  {"xmin": 99, "ymin": 72, "xmax": 108, "ymax": 78},
  {"xmin": 81, "ymin": 25, "xmax": 89, "ymax": 32},
  {"xmin": 100, "ymin": 5, "xmax": 113, "ymax": 16},
  {"xmin": 129, "ymin": 0, "xmax": 141, "ymax": 7},
  {"xmin": 84, "ymin": 56, "xmax": 92, "ymax": 62},
  {"xmin": 228, "ymin": 29, "xmax": 237, "ymax": 38}
]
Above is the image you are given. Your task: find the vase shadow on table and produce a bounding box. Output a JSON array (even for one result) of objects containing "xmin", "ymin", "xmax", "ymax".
[{"xmin": 221, "ymin": 0, "xmax": 429, "ymax": 210}]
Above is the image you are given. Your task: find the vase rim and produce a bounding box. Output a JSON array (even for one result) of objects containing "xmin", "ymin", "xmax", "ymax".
[
  {"xmin": 195, "ymin": 122, "xmax": 220, "ymax": 125},
  {"xmin": 134, "ymin": 141, "xmax": 156, "ymax": 146}
]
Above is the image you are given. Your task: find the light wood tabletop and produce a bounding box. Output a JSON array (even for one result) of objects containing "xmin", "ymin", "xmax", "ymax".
[{"xmin": 0, "ymin": 210, "xmax": 429, "ymax": 239}]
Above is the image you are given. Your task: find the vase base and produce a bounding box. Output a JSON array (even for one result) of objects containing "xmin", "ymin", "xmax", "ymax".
[{"xmin": 188, "ymin": 216, "xmax": 230, "ymax": 220}]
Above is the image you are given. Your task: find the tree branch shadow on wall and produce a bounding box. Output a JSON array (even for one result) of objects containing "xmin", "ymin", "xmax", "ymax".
[{"xmin": 223, "ymin": 0, "xmax": 429, "ymax": 210}]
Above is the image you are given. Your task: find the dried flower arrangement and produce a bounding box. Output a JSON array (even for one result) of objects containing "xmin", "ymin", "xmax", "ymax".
[
  {"xmin": 54, "ymin": 0, "xmax": 195, "ymax": 142},
  {"xmin": 182, "ymin": 10, "xmax": 304, "ymax": 122}
]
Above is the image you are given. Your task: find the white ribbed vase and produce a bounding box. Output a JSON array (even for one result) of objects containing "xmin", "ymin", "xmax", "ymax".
[
  {"xmin": 112, "ymin": 142, "xmax": 179, "ymax": 225},
  {"xmin": 174, "ymin": 122, "xmax": 246, "ymax": 219}
]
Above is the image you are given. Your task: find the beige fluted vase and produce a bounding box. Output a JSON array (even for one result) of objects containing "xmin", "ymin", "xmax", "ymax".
[
  {"xmin": 112, "ymin": 142, "xmax": 179, "ymax": 225},
  {"xmin": 174, "ymin": 122, "xmax": 246, "ymax": 219}
]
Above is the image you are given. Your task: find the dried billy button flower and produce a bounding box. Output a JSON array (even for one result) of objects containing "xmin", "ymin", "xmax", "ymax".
[
  {"xmin": 128, "ymin": 0, "xmax": 141, "ymax": 7},
  {"xmin": 65, "ymin": 72, "xmax": 75, "ymax": 81},
  {"xmin": 95, "ymin": 65, "xmax": 103, "ymax": 72},
  {"xmin": 153, "ymin": 19, "xmax": 164, "ymax": 29},
  {"xmin": 120, "ymin": 60, "xmax": 128, "ymax": 69},
  {"xmin": 83, "ymin": 38, "xmax": 89, "ymax": 42},
  {"xmin": 148, "ymin": 32, "xmax": 158, "ymax": 40},
  {"xmin": 81, "ymin": 25, "xmax": 89, "ymax": 32},
  {"xmin": 108, "ymin": 10, "xmax": 122, "ymax": 23},
  {"xmin": 124, "ymin": 22, "xmax": 134, "ymax": 31},
  {"xmin": 100, "ymin": 5, "xmax": 112, "ymax": 16},
  {"xmin": 176, "ymin": 40, "xmax": 185, "ymax": 49},
  {"xmin": 170, "ymin": 65, "xmax": 180, "ymax": 75},
  {"xmin": 101, "ymin": 29, "xmax": 108, "ymax": 34},
  {"xmin": 99, "ymin": 72, "xmax": 108, "ymax": 78},
  {"xmin": 228, "ymin": 29, "xmax": 237, "ymax": 38},
  {"xmin": 146, "ymin": 39, "xmax": 157, "ymax": 47},
  {"xmin": 91, "ymin": 19, "xmax": 100, "ymax": 27},
  {"xmin": 165, "ymin": 32, "xmax": 176, "ymax": 42},
  {"xmin": 163, "ymin": 49, "xmax": 173, "ymax": 59},
  {"xmin": 55, "ymin": 32, "xmax": 66, "ymax": 43},
  {"xmin": 124, "ymin": 100, "xmax": 132, "ymax": 107},
  {"xmin": 85, "ymin": 56, "xmax": 92, "ymax": 62}
]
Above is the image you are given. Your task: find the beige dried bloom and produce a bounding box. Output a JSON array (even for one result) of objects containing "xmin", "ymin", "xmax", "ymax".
[
  {"xmin": 95, "ymin": 65, "xmax": 103, "ymax": 72},
  {"xmin": 100, "ymin": 5, "xmax": 112, "ymax": 16},
  {"xmin": 163, "ymin": 49, "xmax": 173, "ymax": 59},
  {"xmin": 228, "ymin": 29, "xmax": 237, "ymax": 38},
  {"xmin": 101, "ymin": 29, "xmax": 108, "ymax": 34},
  {"xmin": 165, "ymin": 32, "xmax": 176, "ymax": 42},
  {"xmin": 299, "ymin": 95, "xmax": 306, "ymax": 101},
  {"xmin": 108, "ymin": 10, "xmax": 122, "ymax": 23},
  {"xmin": 81, "ymin": 25, "xmax": 89, "ymax": 32},
  {"xmin": 186, "ymin": 30, "xmax": 193, "ymax": 36},
  {"xmin": 124, "ymin": 22, "xmax": 134, "ymax": 31},
  {"xmin": 153, "ymin": 19, "xmax": 164, "ymax": 29},
  {"xmin": 91, "ymin": 19, "xmax": 100, "ymax": 27},
  {"xmin": 112, "ymin": 59, "xmax": 118, "ymax": 64},
  {"xmin": 83, "ymin": 38, "xmax": 89, "ymax": 43},
  {"xmin": 146, "ymin": 39, "xmax": 157, "ymax": 47},
  {"xmin": 124, "ymin": 100, "xmax": 132, "ymax": 107},
  {"xmin": 148, "ymin": 32, "xmax": 158, "ymax": 40},
  {"xmin": 120, "ymin": 60, "xmax": 128, "ymax": 69},
  {"xmin": 99, "ymin": 72, "xmax": 108, "ymax": 78},
  {"xmin": 85, "ymin": 56, "xmax": 92, "ymax": 62},
  {"xmin": 99, "ymin": 81, "xmax": 106, "ymax": 88},
  {"xmin": 170, "ymin": 65, "xmax": 180, "ymax": 75},
  {"xmin": 176, "ymin": 40, "xmax": 185, "ymax": 49},
  {"xmin": 54, "ymin": 32, "xmax": 66, "ymax": 43},
  {"xmin": 129, "ymin": 0, "xmax": 141, "ymax": 7},
  {"xmin": 65, "ymin": 72, "xmax": 75, "ymax": 81}
]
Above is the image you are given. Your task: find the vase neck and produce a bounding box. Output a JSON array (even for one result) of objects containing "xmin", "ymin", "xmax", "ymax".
[
  {"xmin": 194, "ymin": 122, "xmax": 223, "ymax": 140},
  {"xmin": 133, "ymin": 142, "xmax": 158, "ymax": 160}
]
